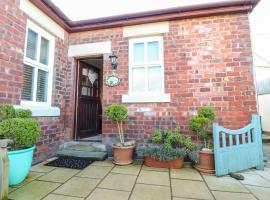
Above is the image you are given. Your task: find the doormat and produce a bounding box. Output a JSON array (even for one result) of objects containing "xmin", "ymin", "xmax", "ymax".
[{"xmin": 45, "ymin": 157, "xmax": 92, "ymax": 169}]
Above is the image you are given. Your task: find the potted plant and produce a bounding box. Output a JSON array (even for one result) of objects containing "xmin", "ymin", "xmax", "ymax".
[
  {"xmin": 189, "ymin": 106, "xmax": 216, "ymax": 173},
  {"xmin": 104, "ymin": 104, "xmax": 134, "ymax": 165},
  {"xmin": 139, "ymin": 128, "xmax": 198, "ymax": 169},
  {"xmin": 0, "ymin": 104, "xmax": 40, "ymax": 185}
]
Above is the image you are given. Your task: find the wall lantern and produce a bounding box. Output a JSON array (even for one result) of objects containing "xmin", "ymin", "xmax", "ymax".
[{"xmin": 109, "ymin": 53, "xmax": 118, "ymax": 70}]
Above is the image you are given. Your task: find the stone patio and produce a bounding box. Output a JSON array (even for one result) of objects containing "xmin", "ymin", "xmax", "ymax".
[{"xmin": 8, "ymin": 159, "xmax": 270, "ymax": 200}]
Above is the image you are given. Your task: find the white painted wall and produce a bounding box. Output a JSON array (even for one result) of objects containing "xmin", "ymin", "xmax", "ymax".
[{"xmin": 258, "ymin": 94, "xmax": 270, "ymax": 132}]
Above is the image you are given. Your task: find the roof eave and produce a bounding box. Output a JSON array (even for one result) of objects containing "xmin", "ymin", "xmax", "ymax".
[{"xmin": 29, "ymin": 0, "xmax": 260, "ymax": 33}]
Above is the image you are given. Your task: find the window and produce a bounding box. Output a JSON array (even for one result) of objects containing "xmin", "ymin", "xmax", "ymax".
[
  {"xmin": 21, "ymin": 20, "xmax": 55, "ymax": 106},
  {"xmin": 122, "ymin": 36, "xmax": 170, "ymax": 103},
  {"xmin": 129, "ymin": 36, "xmax": 164, "ymax": 94}
]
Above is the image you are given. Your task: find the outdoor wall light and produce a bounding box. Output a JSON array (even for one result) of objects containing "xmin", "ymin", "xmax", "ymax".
[{"xmin": 109, "ymin": 53, "xmax": 118, "ymax": 70}]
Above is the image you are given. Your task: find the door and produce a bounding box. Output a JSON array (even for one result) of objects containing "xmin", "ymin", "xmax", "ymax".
[{"xmin": 75, "ymin": 61, "xmax": 101, "ymax": 139}]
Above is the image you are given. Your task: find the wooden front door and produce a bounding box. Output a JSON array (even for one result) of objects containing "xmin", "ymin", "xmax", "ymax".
[{"xmin": 75, "ymin": 61, "xmax": 101, "ymax": 139}]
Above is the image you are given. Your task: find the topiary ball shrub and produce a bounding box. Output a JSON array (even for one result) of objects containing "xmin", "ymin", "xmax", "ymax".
[
  {"xmin": 15, "ymin": 109, "xmax": 32, "ymax": 118},
  {"xmin": 0, "ymin": 118, "xmax": 41, "ymax": 150},
  {"xmin": 0, "ymin": 104, "xmax": 16, "ymax": 121}
]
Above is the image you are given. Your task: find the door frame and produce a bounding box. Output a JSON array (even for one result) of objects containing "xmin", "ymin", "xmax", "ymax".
[{"xmin": 73, "ymin": 56, "xmax": 103, "ymax": 140}]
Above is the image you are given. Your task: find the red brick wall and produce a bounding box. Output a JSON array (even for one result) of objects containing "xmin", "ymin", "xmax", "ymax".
[
  {"xmin": 69, "ymin": 13, "xmax": 257, "ymax": 145},
  {"xmin": 0, "ymin": 0, "xmax": 69, "ymax": 163},
  {"xmin": 0, "ymin": 0, "xmax": 26, "ymax": 104}
]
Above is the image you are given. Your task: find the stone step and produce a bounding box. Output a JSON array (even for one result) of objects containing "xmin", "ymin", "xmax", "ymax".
[
  {"xmin": 56, "ymin": 149, "xmax": 107, "ymax": 161},
  {"xmin": 60, "ymin": 141, "xmax": 106, "ymax": 152},
  {"xmin": 57, "ymin": 141, "xmax": 108, "ymax": 161}
]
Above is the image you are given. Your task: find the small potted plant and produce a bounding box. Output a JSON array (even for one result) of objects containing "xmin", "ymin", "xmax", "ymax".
[
  {"xmin": 104, "ymin": 104, "xmax": 134, "ymax": 165},
  {"xmin": 139, "ymin": 128, "xmax": 198, "ymax": 168},
  {"xmin": 0, "ymin": 104, "xmax": 40, "ymax": 185},
  {"xmin": 189, "ymin": 106, "xmax": 216, "ymax": 173}
]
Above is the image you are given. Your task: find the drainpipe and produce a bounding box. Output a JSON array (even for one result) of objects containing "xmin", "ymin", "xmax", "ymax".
[{"xmin": 0, "ymin": 139, "xmax": 13, "ymax": 200}]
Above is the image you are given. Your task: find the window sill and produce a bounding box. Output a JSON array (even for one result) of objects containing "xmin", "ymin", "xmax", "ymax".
[
  {"xmin": 122, "ymin": 93, "xmax": 171, "ymax": 103},
  {"xmin": 14, "ymin": 105, "xmax": 60, "ymax": 117}
]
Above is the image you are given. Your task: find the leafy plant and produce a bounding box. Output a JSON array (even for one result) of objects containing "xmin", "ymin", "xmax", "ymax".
[
  {"xmin": 15, "ymin": 109, "xmax": 32, "ymax": 118},
  {"xmin": 0, "ymin": 118, "xmax": 40, "ymax": 150},
  {"xmin": 0, "ymin": 104, "xmax": 16, "ymax": 121},
  {"xmin": 0, "ymin": 104, "xmax": 41, "ymax": 150},
  {"xmin": 140, "ymin": 128, "xmax": 199, "ymax": 163},
  {"xmin": 189, "ymin": 106, "xmax": 216, "ymax": 149},
  {"xmin": 104, "ymin": 104, "xmax": 128, "ymax": 146}
]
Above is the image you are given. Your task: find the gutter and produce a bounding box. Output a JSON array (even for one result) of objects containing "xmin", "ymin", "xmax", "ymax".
[{"xmin": 29, "ymin": 0, "xmax": 260, "ymax": 33}]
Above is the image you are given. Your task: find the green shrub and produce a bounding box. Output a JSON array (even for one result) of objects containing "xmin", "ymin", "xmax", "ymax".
[
  {"xmin": 141, "ymin": 145, "xmax": 187, "ymax": 161},
  {"xmin": 0, "ymin": 104, "xmax": 15, "ymax": 121},
  {"xmin": 104, "ymin": 104, "xmax": 128, "ymax": 145},
  {"xmin": 0, "ymin": 118, "xmax": 40, "ymax": 150},
  {"xmin": 189, "ymin": 106, "xmax": 216, "ymax": 149},
  {"xmin": 140, "ymin": 128, "xmax": 199, "ymax": 162},
  {"xmin": 15, "ymin": 109, "xmax": 32, "ymax": 118},
  {"xmin": 197, "ymin": 106, "xmax": 215, "ymax": 121}
]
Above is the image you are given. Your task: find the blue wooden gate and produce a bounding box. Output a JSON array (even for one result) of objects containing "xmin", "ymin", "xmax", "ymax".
[{"xmin": 213, "ymin": 114, "xmax": 264, "ymax": 176}]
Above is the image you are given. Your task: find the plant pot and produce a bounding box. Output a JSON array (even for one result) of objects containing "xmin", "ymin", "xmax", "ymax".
[
  {"xmin": 8, "ymin": 146, "xmax": 35, "ymax": 185},
  {"xmin": 112, "ymin": 145, "xmax": 134, "ymax": 165},
  {"xmin": 144, "ymin": 156, "xmax": 184, "ymax": 169},
  {"xmin": 194, "ymin": 150, "xmax": 215, "ymax": 174}
]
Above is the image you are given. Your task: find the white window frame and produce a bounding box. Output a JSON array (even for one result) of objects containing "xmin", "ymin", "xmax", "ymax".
[
  {"xmin": 129, "ymin": 36, "xmax": 164, "ymax": 94},
  {"xmin": 122, "ymin": 36, "xmax": 170, "ymax": 103},
  {"xmin": 21, "ymin": 20, "xmax": 55, "ymax": 108}
]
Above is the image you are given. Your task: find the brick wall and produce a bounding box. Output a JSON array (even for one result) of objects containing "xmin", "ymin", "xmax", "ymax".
[
  {"xmin": 0, "ymin": 0, "xmax": 69, "ymax": 163},
  {"xmin": 0, "ymin": 0, "xmax": 26, "ymax": 104},
  {"xmin": 69, "ymin": 13, "xmax": 257, "ymax": 146}
]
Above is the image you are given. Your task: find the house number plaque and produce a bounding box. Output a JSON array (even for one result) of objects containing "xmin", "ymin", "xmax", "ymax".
[{"xmin": 105, "ymin": 74, "xmax": 121, "ymax": 87}]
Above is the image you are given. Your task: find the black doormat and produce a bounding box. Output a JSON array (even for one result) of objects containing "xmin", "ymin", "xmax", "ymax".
[{"xmin": 45, "ymin": 157, "xmax": 92, "ymax": 169}]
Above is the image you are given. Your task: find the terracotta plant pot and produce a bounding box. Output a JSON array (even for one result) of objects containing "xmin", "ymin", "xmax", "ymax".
[
  {"xmin": 144, "ymin": 156, "xmax": 184, "ymax": 169},
  {"xmin": 194, "ymin": 150, "xmax": 215, "ymax": 173},
  {"xmin": 112, "ymin": 145, "xmax": 134, "ymax": 165}
]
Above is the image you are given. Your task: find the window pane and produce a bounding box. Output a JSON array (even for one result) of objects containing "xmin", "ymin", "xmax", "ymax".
[
  {"xmin": 134, "ymin": 43, "xmax": 144, "ymax": 62},
  {"xmin": 22, "ymin": 65, "xmax": 34, "ymax": 101},
  {"xmin": 36, "ymin": 69, "xmax": 48, "ymax": 102},
  {"xmin": 132, "ymin": 67, "xmax": 145, "ymax": 92},
  {"xmin": 40, "ymin": 37, "xmax": 49, "ymax": 65},
  {"xmin": 148, "ymin": 66, "xmax": 162, "ymax": 92},
  {"xmin": 26, "ymin": 29, "xmax": 38, "ymax": 60},
  {"xmin": 147, "ymin": 41, "xmax": 159, "ymax": 61}
]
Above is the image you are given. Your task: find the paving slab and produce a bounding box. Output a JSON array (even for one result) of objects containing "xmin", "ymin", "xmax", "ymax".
[
  {"xmin": 137, "ymin": 170, "xmax": 170, "ymax": 186},
  {"xmin": 53, "ymin": 177, "xmax": 99, "ymax": 198},
  {"xmin": 9, "ymin": 180, "xmax": 60, "ymax": 200},
  {"xmin": 203, "ymin": 175, "xmax": 248, "ymax": 192},
  {"xmin": 43, "ymin": 194, "xmax": 84, "ymax": 200},
  {"xmin": 171, "ymin": 168, "xmax": 202, "ymax": 181},
  {"xmin": 255, "ymin": 170, "xmax": 270, "ymax": 182},
  {"xmin": 240, "ymin": 174, "xmax": 270, "ymax": 187},
  {"xmin": 130, "ymin": 183, "xmax": 171, "ymax": 200},
  {"xmin": 212, "ymin": 191, "xmax": 256, "ymax": 200},
  {"xmin": 30, "ymin": 162, "xmax": 56, "ymax": 173},
  {"xmin": 86, "ymin": 188, "xmax": 130, "ymax": 200},
  {"xmin": 142, "ymin": 165, "xmax": 169, "ymax": 172},
  {"xmin": 98, "ymin": 173, "xmax": 137, "ymax": 191},
  {"xmin": 91, "ymin": 160, "xmax": 115, "ymax": 167},
  {"xmin": 171, "ymin": 179, "xmax": 214, "ymax": 200},
  {"xmin": 173, "ymin": 198, "xmax": 196, "ymax": 200},
  {"xmin": 111, "ymin": 164, "xmax": 141, "ymax": 175},
  {"xmin": 76, "ymin": 165, "xmax": 112, "ymax": 179},
  {"xmin": 11, "ymin": 171, "xmax": 45, "ymax": 188},
  {"xmin": 246, "ymin": 185, "xmax": 270, "ymax": 200},
  {"xmin": 38, "ymin": 168, "xmax": 80, "ymax": 183}
]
